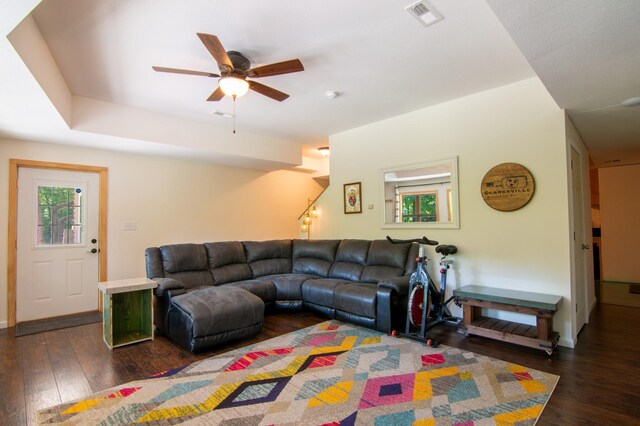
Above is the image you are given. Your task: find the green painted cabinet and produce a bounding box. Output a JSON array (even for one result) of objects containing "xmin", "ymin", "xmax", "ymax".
[{"xmin": 98, "ymin": 278, "xmax": 157, "ymax": 349}]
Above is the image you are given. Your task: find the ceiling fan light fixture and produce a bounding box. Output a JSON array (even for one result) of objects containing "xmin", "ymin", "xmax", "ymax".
[{"xmin": 219, "ymin": 76, "xmax": 249, "ymax": 98}]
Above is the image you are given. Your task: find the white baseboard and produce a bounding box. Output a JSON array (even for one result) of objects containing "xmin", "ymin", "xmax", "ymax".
[
  {"xmin": 0, "ymin": 321, "xmax": 7, "ymax": 330},
  {"xmin": 558, "ymin": 336, "xmax": 575, "ymax": 348}
]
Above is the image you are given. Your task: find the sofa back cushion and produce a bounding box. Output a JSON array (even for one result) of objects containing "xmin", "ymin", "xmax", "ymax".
[
  {"xmin": 243, "ymin": 240, "xmax": 292, "ymax": 277},
  {"xmin": 158, "ymin": 243, "xmax": 214, "ymax": 288},
  {"xmin": 292, "ymin": 239, "xmax": 340, "ymax": 277},
  {"xmin": 328, "ymin": 239, "xmax": 370, "ymax": 281},
  {"xmin": 360, "ymin": 239, "xmax": 413, "ymax": 283},
  {"xmin": 404, "ymin": 242, "xmax": 419, "ymax": 275},
  {"xmin": 204, "ymin": 241, "xmax": 253, "ymax": 285},
  {"xmin": 145, "ymin": 247, "xmax": 164, "ymax": 279}
]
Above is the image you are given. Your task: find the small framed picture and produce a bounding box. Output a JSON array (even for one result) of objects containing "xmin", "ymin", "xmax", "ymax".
[{"xmin": 343, "ymin": 182, "xmax": 362, "ymax": 214}]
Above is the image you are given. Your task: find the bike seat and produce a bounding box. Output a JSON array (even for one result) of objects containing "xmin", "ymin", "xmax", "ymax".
[{"xmin": 435, "ymin": 244, "xmax": 458, "ymax": 256}]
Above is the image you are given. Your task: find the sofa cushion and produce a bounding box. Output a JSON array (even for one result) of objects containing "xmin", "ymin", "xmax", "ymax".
[
  {"xmin": 367, "ymin": 240, "xmax": 411, "ymax": 269},
  {"xmin": 204, "ymin": 241, "xmax": 253, "ymax": 285},
  {"xmin": 329, "ymin": 239, "xmax": 370, "ymax": 281},
  {"xmin": 333, "ymin": 283, "xmax": 378, "ymax": 318},
  {"xmin": 184, "ymin": 284, "xmax": 213, "ymax": 294},
  {"xmin": 260, "ymin": 273, "xmax": 316, "ymax": 300},
  {"xmin": 170, "ymin": 286, "xmax": 264, "ymax": 339},
  {"xmin": 165, "ymin": 271, "xmax": 214, "ymax": 289},
  {"xmin": 243, "ymin": 240, "xmax": 292, "ymax": 277},
  {"xmin": 404, "ymin": 242, "xmax": 420, "ymax": 275},
  {"xmin": 328, "ymin": 262, "xmax": 364, "ymax": 281},
  {"xmin": 153, "ymin": 277, "xmax": 185, "ymax": 297},
  {"xmin": 335, "ymin": 239, "xmax": 370, "ymax": 263},
  {"xmin": 360, "ymin": 240, "xmax": 412, "ymax": 283},
  {"xmin": 205, "ymin": 241, "xmax": 246, "ymax": 268},
  {"xmin": 211, "ymin": 264, "xmax": 253, "ymax": 286},
  {"xmin": 292, "ymin": 240, "xmax": 340, "ymax": 277},
  {"xmin": 160, "ymin": 243, "xmax": 209, "ymax": 273},
  {"xmin": 292, "ymin": 239, "xmax": 340, "ymax": 261},
  {"xmin": 145, "ymin": 247, "xmax": 164, "ymax": 279},
  {"xmin": 227, "ymin": 279, "xmax": 277, "ymax": 303},
  {"xmin": 158, "ymin": 244, "xmax": 214, "ymax": 289},
  {"xmin": 360, "ymin": 266, "xmax": 405, "ymax": 284},
  {"xmin": 301, "ymin": 278, "xmax": 351, "ymax": 308}
]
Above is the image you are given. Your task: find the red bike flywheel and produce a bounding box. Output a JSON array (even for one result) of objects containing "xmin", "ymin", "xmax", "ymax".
[{"xmin": 408, "ymin": 284, "xmax": 432, "ymax": 327}]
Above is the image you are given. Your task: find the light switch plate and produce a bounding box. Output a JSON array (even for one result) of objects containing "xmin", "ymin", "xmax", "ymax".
[{"xmin": 123, "ymin": 222, "xmax": 137, "ymax": 231}]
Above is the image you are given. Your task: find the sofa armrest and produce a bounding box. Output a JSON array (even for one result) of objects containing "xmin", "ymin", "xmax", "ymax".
[
  {"xmin": 377, "ymin": 276, "xmax": 411, "ymax": 297},
  {"xmin": 154, "ymin": 277, "xmax": 186, "ymax": 297}
]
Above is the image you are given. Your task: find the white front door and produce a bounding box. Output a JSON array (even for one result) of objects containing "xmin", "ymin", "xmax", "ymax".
[{"xmin": 16, "ymin": 168, "xmax": 100, "ymax": 322}]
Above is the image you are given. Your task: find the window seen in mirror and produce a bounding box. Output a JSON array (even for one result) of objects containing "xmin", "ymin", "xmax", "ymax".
[
  {"xmin": 400, "ymin": 192, "xmax": 438, "ymax": 222},
  {"xmin": 382, "ymin": 157, "xmax": 459, "ymax": 228}
]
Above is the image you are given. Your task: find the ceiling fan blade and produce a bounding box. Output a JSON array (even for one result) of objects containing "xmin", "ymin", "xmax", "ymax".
[
  {"xmin": 197, "ymin": 33, "xmax": 233, "ymax": 71},
  {"xmin": 247, "ymin": 59, "xmax": 304, "ymax": 78},
  {"xmin": 207, "ymin": 86, "xmax": 225, "ymax": 101},
  {"xmin": 152, "ymin": 66, "xmax": 219, "ymax": 78},
  {"xmin": 248, "ymin": 80, "xmax": 289, "ymax": 102}
]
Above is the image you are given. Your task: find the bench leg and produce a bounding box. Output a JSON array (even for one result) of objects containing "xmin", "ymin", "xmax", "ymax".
[
  {"xmin": 463, "ymin": 305, "xmax": 480, "ymax": 325},
  {"xmin": 536, "ymin": 316, "xmax": 552, "ymax": 341}
]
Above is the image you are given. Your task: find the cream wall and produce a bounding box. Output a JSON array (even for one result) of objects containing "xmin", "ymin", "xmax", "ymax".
[
  {"xmin": 0, "ymin": 138, "xmax": 323, "ymax": 327},
  {"xmin": 599, "ymin": 164, "xmax": 640, "ymax": 282},
  {"xmin": 313, "ymin": 78, "xmax": 577, "ymax": 346}
]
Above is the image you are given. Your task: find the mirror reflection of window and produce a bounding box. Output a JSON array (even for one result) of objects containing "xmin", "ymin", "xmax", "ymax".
[
  {"xmin": 382, "ymin": 157, "xmax": 459, "ymax": 228},
  {"xmin": 400, "ymin": 192, "xmax": 438, "ymax": 222}
]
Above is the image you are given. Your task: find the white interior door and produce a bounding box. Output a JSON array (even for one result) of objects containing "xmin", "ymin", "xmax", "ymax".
[
  {"xmin": 16, "ymin": 168, "xmax": 100, "ymax": 322},
  {"xmin": 571, "ymin": 147, "xmax": 587, "ymax": 332}
]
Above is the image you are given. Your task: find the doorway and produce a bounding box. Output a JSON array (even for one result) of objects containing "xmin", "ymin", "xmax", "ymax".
[
  {"xmin": 7, "ymin": 159, "xmax": 108, "ymax": 327},
  {"xmin": 570, "ymin": 147, "xmax": 588, "ymax": 333}
]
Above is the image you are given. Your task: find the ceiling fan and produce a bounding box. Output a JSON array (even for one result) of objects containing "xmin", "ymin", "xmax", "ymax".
[{"xmin": 153, "ymin": 33, "xmax": 304, "ymax": 102}]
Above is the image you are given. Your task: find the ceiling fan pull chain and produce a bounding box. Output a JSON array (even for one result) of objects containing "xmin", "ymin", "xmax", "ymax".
[{"xmin": 233, "ymin": 95, "xmax": 237, "ymax": 134}]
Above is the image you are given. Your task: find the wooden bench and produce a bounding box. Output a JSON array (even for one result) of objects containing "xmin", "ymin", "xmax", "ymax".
[{"xmin": 453, "ymin": 285, "xmax": 562, "ymax": 354}]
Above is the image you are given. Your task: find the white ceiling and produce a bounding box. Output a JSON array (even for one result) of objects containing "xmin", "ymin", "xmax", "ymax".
[
  {"xmin": 1, "ymin": 0, "xmax": 638, "ymax": 170},
  {"xmin": 485, "ymin": 0, "xmax": 640, "ymax": 167}
]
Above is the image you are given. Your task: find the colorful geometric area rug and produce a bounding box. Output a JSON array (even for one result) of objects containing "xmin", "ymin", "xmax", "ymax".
[{"xmin": 37, "ymin": 321, "xmax": 559, "ymax": 425}]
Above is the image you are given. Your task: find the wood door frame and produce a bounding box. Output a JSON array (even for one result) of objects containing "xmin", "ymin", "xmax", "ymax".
[{"xmin": 7, "ymin": 159, "xmax": 108, "ymax": 327}]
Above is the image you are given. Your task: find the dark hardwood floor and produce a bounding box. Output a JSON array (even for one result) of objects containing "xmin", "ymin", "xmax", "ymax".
[{"xmin": 1, "ymin": 305, "xmax": 638, "ymax": 425}]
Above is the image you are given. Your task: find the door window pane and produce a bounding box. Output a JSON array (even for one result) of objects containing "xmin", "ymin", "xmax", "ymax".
[{"xmin": 36, "ymin": 186, "xmax": 84, "ymax": 245}]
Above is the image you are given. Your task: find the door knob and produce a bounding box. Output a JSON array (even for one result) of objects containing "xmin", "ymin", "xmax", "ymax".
[
  {"xmin": 91, "ymin": 238, "xmax": 97, "ymax": 244},
  {"xmin": 87, "ymin": 248, "xmax": 98, "ymax": 254},
  {"xmin": 581, "ymin": 244, "xmax": 590, "ymax": 250}
]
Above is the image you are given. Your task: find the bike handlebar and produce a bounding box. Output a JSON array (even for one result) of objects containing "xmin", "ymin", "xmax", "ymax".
[{"xmin": 386, "ymin": 235, "xmax": 439, "ymax": 246}]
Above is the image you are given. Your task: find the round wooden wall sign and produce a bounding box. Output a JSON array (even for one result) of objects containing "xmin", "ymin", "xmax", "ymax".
[{"xmin": 481, "ymin": 163, "xmax": 535, "ymax": 211}]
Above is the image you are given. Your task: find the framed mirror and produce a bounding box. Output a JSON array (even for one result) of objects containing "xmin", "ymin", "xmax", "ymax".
[{"xmin": 381, "ymin": 157, "xmax": 459, "ymax": 229}]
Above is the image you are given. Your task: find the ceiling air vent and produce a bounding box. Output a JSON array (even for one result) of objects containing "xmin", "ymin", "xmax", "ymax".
[{"xmin": 406, "ymin": 0, "xmax": 443, "ymax": 28}]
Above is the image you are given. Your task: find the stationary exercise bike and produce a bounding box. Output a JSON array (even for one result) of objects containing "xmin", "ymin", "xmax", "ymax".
[{"xmin": 386, "ymin": 236, "xmax": 459, "ymax": 347}]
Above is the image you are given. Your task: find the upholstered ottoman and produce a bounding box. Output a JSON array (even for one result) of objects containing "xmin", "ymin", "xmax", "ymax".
[{"xmin": 166, "ymin": 286, "xmax": 264, "ymax": 353}]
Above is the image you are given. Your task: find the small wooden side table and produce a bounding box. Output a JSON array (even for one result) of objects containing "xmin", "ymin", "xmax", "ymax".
[{"xmin": 98, "ymin": 278, "xmax": 157, "ymax": 350}]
